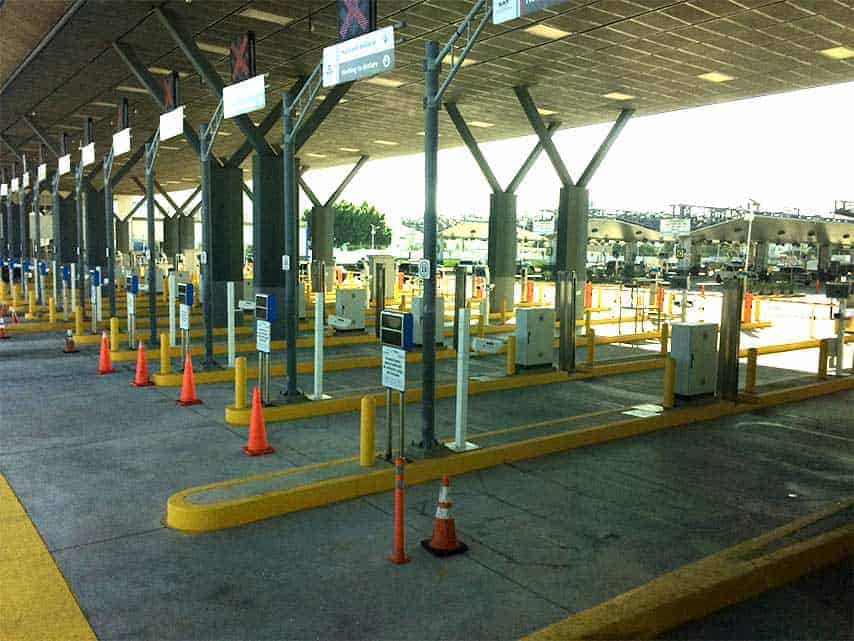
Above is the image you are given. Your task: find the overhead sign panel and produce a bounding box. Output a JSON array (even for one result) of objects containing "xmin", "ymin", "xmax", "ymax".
[
  {"xmin": 159, "ymin": 105, "xmax": 185, "ymax": 141},
  {"xmin": 493, "ymin": 0, "xmax": 568, "ymax": 24},
  {"xmin": 0, "ymin": 184, "xmax": 7, "ymax": 197},
  {"xmin": 381, "ymin": 345, "xmax": 406, "ymax": 392},
  {"xmin": 223, "ymin": 74, "xmax": 266, "ymax": 119},
  {"xmin": 112, "ymin": 127, "xmax": 131, "ymax": 157},
  {"xmin": 660, "ymin": 218, "xmax": 692, "ymax": 240},
  {"xmin": 322, "ymin": 25, "xmax": 395, "ymax": 88},
  {"xmin": 22, "ymin": 172, "xmax": 30, "ymax": 189},
  {"xmin": 81, "ymin": 142, "xmax": 95, "ymax": 167},
  {"xmin": 37, "ymin": 163, "xmax": 47, "ymax": 183},
  {"xmin": 11, "ymin": 178, "xmax": 18, "ymax": 192},
  {"xmin": 58, "ymin": 154, "xmax": 71, "ymax": 176}
]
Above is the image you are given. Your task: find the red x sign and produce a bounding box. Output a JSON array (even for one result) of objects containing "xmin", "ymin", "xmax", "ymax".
[
  {"xmin": 230, "ymin": 32, "xmax": 255, "ymax": 83},
  {"xmin": 338, "ymin": 0, "xmax": 374, "ymax": 41}
]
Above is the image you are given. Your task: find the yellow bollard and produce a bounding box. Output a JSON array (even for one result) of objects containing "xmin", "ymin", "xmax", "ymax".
[
  {"xmin": 12, "ymin": 283, "xmax": 20, "ymax": 308},
  {"xmin": 0, "ymin": 278, "xmax": 6, "ymax": 303},
  {"xmin": 74, "ymin": 306, "xmax": 83, "ymax": 336},
  {"xmin": 28, "ymin": 289, "xmax": 36, "ymax": 316},
  {"xmin": 660, "ymin": 322, "xmax": 669, "ymax": 356},
  {"xmin": 110, "ymin": 317, "xmax": 119, "ymax": 352},
  {"xmin": 754, "ymin": 299, "xmax": 761, "ymax": 324},
  {"xmin": 745, "ymin": 348, "xmax": 757, "ymax": 395},
  {"xmin": 667, "ymin": 292, "xmax": 674, "ymax": 317},
  {"xmin": 478, "ymin": 304, "xmax": 486, "ymax": 338},
  {"xmin": 400, "ymin": 294, "xmax": 407, "ymax": 312},
  {"xmin": 160, "ymin": 333, "xmax": 171, "ymax": 375},
  {"xmin": 595, "ymin": 286, "xmax": 601, "ymax": 309},
  {"xmin": 48, "ymin": 297, "xmax": 56, "ymax": 324},
  {"xmin": 584, "ymin": 309, "xmax": 592, "ymax": 335},
  {"xmin": 586, "ymin": 328, "xmax": 596, "ymax": 368},
  {"xmin": 359, "ymin": 395, "xmax": 376, "ymax": 467},
  {"xmin": 663, "ymin": 357, "xmax": 676, "ymax": 409},
  {"xmin": 234, "ymin": 356, "xmax": 247, "ymax": 410},
  {"xmin": 818, "ymin": 338, "xmax": 830, "ymax": 379},
  {"xmin": 506, "ymin": 335, "xmax": 516, "ymax": 376},
  {"xmin": 501, "ymin": 300, "xmax": 507, "ymax": 324}
]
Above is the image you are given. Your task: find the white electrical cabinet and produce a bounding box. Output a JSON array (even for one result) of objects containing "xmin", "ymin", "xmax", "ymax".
[
  {"xmin": 334, "ymin": 288, "xmax": 367, "ymax": 330},
  {"xmin": 412, "ymin": 296, "xmax": 445, "ymax": 346},
  {"xmin": 515, "ymin": 307, "xmax": 555, "ymax": 367},
  {"xmin": 670, "ymin": 322, "xmax": 718, "ymax": 396}
]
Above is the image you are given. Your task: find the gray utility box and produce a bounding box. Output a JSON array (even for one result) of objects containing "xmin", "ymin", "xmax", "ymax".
[
  {"xmin": 335, "ymin": 288, "xmax": 367, "ymax": 330},
  {"xmin": 515, "ymin": 307, "xmax": 555, "ymax": 367},
  {"xmin": 412, "ymin": 295, "xmax": 445, "ymax": 346},
  {"xmin": 671, "ymin": 322, "xmax": 718, "ymax": 396}
]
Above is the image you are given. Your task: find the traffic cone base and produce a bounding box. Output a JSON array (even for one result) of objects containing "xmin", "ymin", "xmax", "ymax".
[
  {"xmin": 177, "ymin": 353, "xmax": 201, "ymax": 405},
  {"xmin": 421, "ymin": 536, "xmax": 469, "ymax": 558},
  {"xmin": 241, "ymin": 443, "xmax": 275, "ymax": 456},
  {"xmin": 389, "ymin": 551, "xmax": 412, "ymax": 564},
  {"xmin": 243, "ymin": 386, "xmax": 274, "ymax": 456},
  {"xmin": 177, "ymin": 397, "xmax": 202, "ymax": 406}
]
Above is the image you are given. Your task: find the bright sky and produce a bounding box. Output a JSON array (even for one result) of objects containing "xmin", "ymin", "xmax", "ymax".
[{"xmin": 302, "ymin": 80, "xmax": 854, "ymax": 233}]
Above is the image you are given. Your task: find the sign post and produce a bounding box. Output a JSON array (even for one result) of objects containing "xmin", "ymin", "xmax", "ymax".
[
  {"xmin": 168, "ymin": 272, "xmax": 177, "ymax": 347},
  {"xmin": 255, "ymin": 294, "xmax": 275, "ymax": 405},
  {"xmin": 449, "ymin": 307, "xmax": 478, "ymax": 452},
  {"xmin": 380, "ymin": 309, "xmax": 413, "ymax": 460},
  {"xmin": 89, "ymin": 268, "xmax": 102, "ymax": 333},
  {"xmin": 126, "ymin": 275, "xmax": 138, "ymax": 349},
  {"xmin": 309, "ymin": 264, "xmax": 329, "ymax": 401},
  {"xmin": 178, "ymin": 282, "xmax": 194, "ymax": 361}
]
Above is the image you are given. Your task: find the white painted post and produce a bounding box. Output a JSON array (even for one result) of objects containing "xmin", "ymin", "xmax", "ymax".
[
  {"xmin": 227, "ymin": 281, "xmax": 236, "ymax": 368},
  {"xmin": 70, "ymin": 263, "xmax": 76, "ymax": 311},
  {"xmin": 168, "ymin": 272, "xmax": 177, "ymax": 347},
  {"xmin": 449, "ymin": 307, "xmax": 477, "ymax": 452},
  {"xmin": 310, "ymin": 292, "xmax": 328, "ymax": 400},
  {"xmin": 95, "ymin": 267, "xmax": 103, "ymax": 322}
]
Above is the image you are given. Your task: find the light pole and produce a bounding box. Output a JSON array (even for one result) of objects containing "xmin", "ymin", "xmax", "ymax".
[{"xmin": 370, "ymin": 224, "xmax": 376, "ymax": 250}]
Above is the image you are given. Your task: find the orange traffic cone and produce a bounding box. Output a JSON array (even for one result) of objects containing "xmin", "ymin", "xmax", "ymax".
[
  {"xmin": 132, "ymin": 340, "xmax": 154, "ymax": 387},
  {"xmin": 421, "ymin": 475, "xmax": 468, "ymax": 557},
  {"xmin": 97, "ymin": 331, "xmax": 116, "ymax": 375},
  {"xmin": 11, "ymin": 308, "xmax": 19, "ymax": 324},
  {"xmin": 700, "ymin": 284, "xmax": 706, "ymax": 298},
  {"xmin": 242, "ymin": 386, "xmax": 274, "ymax": 456},
  {"xmin": 177, "ymin": 352, "xmax": 202, "ymax": 405},
  {"xmin": 62, "ymin": 329, "xmax": 78, "ymax": 353},
  {"xmin": 0, "ymin": 318, "xmax": 9, "ymax": 340}
]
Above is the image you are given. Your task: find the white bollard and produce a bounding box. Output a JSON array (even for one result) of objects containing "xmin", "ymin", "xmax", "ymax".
[
  {"xmin": 70, "ymin": 263, "xmax": 77, "ymax": 312},
  {"xmin": 310, "ymin": 292, "xmax": 329, "ymax": 400},
  {"xmin": 449, "ymin": 307, "xmax": 478, "ymax": 452},
  {"xmin": 168, "ymin": 272, "xmax": 177, "ymax": 347},
  {"xmin": 226, "ymin": 281, "xmax": 236, "ymax": 368}
]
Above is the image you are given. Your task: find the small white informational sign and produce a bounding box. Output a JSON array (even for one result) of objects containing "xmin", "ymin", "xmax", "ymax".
[
  {"xmin": 381, "ymin": 345, "xmax": 406, "ymax": 392},
  {"xmin": 22, "ymin": 173, "xmax": 30, "ymax": 189},
  {"xmin": 112, "ymin": 128, "xmax": 132, "ymax": 157},
  {"xmin": 179, "ymin": 303, "xmax": 190, "ymax": 330},
  {"xmin": 256, "ymin": 319, "xmax": 271, "ymax": 354},
  {"xmin": 223, "ymin": 74, "xmax": 266, "ymax": 119},
  {"xmin": 493, "ymin": 0, "xmax": 568, "ymax": 24},
  {"xmin": 81, "ymin": 142, "xmax": 95, "ymax": 167},
  {"xmin": 10, "ymin": 178, "xmax": 19, "ymax": 192},
  {"xmin": 418, "ymin": 259, "xmax": 431, "ymax": 279},
  {"xmin": 0, "ymin": 184, "xmax": 7, "ymax": 197},
  {"xmin": 199, "ymin": 251, "xmax": 207, "ymax": 265},
  {"xmin": 322, "ymin": 25, "xmax": 395, "ymax": 88},
  {"xmin": 58, "ymin": 154, "xmax": 71, "ymax": 176},
  {"xmin": 282, "ymin": 254, "xmax": 290, "ymax": 271},
  {"xmin": 127, "ymin": 293, "xmax": 135, "ymax": 315},
  {"xmin": 159, "ymin": 105, "xmax": 185, "ymax": 141},
  {"xmin": 660, "ymin": 218, "xmax": 692, "ymax": 240},
  {"xmin": 37, "ymin": 163, "xmax": 47, "ymax": 183}
]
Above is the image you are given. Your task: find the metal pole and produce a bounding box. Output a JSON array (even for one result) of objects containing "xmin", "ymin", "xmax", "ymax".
[
  {"xmin": 33, "ymin": 183, "xmax": 42, "ymax": 305},
  {"xmin": 557, "ymin": 271, "xmax": 577, "ymax": 372},
  {"xmin": 453, "ymin": 265, "xmax": 467, "ymax": 350},
  {"xmin": 227, "ymin": 280, "xmax": 236, "ymax": 368},
  {"xmin": 75, "ymin": 169, "xmax": 85, "ymax": 318},
  {"xmin": 421, "ymin": 40, "xmax": 440, "ymax": 451},
  {"xmin": 104, "ymin": 163, "xmax": 116, "ymax": 319},
  {"xmin": 312, "ymin": 291, "xmax": 326, "ymax": 399},
  {"xmin": 385, "ymin": 388, "xmax": 393, "ymax": 461},
  {"xmin": 282, "ymin": 92, "xmax": 300, "ymax": 400},
  {"xmin": 168, "ymin": 272, "xmax": 177, "ymax": 347},
  {"xmin": 200, "ymin": 124, "xmax": 215, "ymax": 366},
  {"xmin": 450, "ymin": 307, "xmax": 476, "ymax": 452},
  {"xmin": 716, "ymin": 278, "xmax": 743, "ymax": 401},
  {"xmin": 145, "ymin": 143, "xmax": 157, "ymax": 346},
  {"xmin": 70, "ymin": 262, "xmax": 76, "ymax": 312},
  {"xmin": 374, "ymin": 263, "xmax": 385, "ymax": 338}
]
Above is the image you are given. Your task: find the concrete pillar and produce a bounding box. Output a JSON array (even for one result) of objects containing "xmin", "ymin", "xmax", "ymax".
[
  {"xmin": 8, "ymin": 200, "xmax": 21, "ymax": 260},
  {"xmin": 252, "ymin": 152, "xmax": 285, "ymax": 338},
  {"xmin": 178, "ymin": 215, "xmax": 195, "ymax": 251},
  {"xmin": 556, "ymin": 185, "xmax": 588, "ymax": 316},
  {"xmin": 162, "ymin": 215, "xmax": 179, "ymax": 259},
  {"xmin": 115, "ymin": 218, "xmax": 130, "ymax": 254},
  {"xmin": 19, "ymin": 191, "xmax": 31, "ymax": 261},
  {"xmin": 487, "ymin": 191, "xmax": 516, "ymax": 313},
  {"xmin": 52, "ymin": 193, "xmax": 77, "ymax": 264},
  {"xmin": 208, "ymin": 161, "xmax": 244, "ymax": 328},
  {"xmin": 0, "ymin": 197, "xmax": 7, "ymax": 260},
  {"xmin": 310, "ymin": 204, "xmax": 336, "ymax": 289},
  {"xmin": 752, "ymin": 240, "xmax": 768, "ymax": 274},
  {"xmin": 818, "ymin": 244, "xmax": 831, "ymax": 273},
  {"xmin": 84, "ymin": 185, "xmax": 106, "ymax": 270}
]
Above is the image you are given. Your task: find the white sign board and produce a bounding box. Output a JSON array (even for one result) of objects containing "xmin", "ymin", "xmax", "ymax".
[
  {"xmin": 0, "ymin": 184, "xmax": 7, "ymax": 197},
  {"xmin": 81, "ymin": 142, "xmax": 95, "ymax": 167},
  {"xmin": 493, "ymin": 0, "xmax": 568, "ymax": 24},
  {"xmin": 660, "ymin": 218, "xmax": 692, "ymax": 240},
  {"xmin": 381, "ymin": 345, "xmax": 406, "ymax": 392},
  {"xmin": 58, "ymin": 154, "xmax": 71, "ymax": 176},
  {"xmin": 179, "ymin": 303, "xmax": 191, "ymax": 330},
  {"xmin": 112, "ymin": 128, "xmax": 132, "ymax": 157},
  {"xmin": 159, "ymin": 105, "xmax": 185, "ymax": 141},
  {"xmin": 223, "ymin": 74, "xmax": 266, "ymax": 119},
  {"xmin": 322, "ymin": 25, "xmax": 395, "ymax": 88},
  {"xmin": 37, "ymin": 164, "xmax": 47, "ymax": 183},
  {"xmin": 22, "ymin": 173, "xmax": 30, "ymax": 189},
  {"xmin": 10, "ymin": 178, "xmax": 18, "ymax": 192},
  {"xmin": 256, "ymin": 319, "xmax": 271, "ymax": 354},
  {"xmin": 418, "ymin": 259, "xmax": 431, "ymax": 279}
]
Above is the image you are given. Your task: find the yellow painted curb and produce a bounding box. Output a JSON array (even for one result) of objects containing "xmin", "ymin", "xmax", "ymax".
[
  {"xmin": 522, "ymin": 499, "xmax": 854, "ymax": 640},
  {"xmin": 168, "ymin": 375, "xmax": 854, "ymax": 532}
]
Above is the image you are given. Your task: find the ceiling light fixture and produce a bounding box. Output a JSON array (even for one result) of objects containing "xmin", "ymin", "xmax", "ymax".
[
  {"xmin": 697, "ymin": 71, "xmax": 734, "ymax": 83},
  {"xmin": 339, "ymin": 147, "xmax": 361, "ymax": 153},
  {"xmin": 196, "ymin": 41, "xmax": 229, "ymax": 56},
  {"xmin": 365, "ymin": 77, "xmax": 404, "ymax": 88},
  {"xmin": 442, "ymin": 55, "xmax": 477, "ymax": 67},
  {"xmin": 373, "ymin": 139, "xmax": 399, "ymax": 146},
  {"xmin": 468, "ymin": 120, "xmax": 494, "ymax": 128},
  {"xmin": 117, "ymin": 85, "xmax": 149, "ymax": 94},
  {"xmin": 306, "ymin": 152, "xmax": 327, "ymax": 158},
  {"xmin": 819, "ymin": 46, "xmax": 854, "ymax": 60},
  {"xmin": 239, "ymin": 8, "xmax": 293, "ymax": 26},
  {"xmin": 603, "ymin": 91, "xmax": 635, "ymax": 101},
  {"xmin": 537, "ymin": 108, "xmax": 558, "ymax": 115},
  {"xmin": 90, "ymin": 101, "xmax": 118, "ymax": 108},
  {"xmin": 524, "ymin": 24, "xmax": 571, "ymax": 39}
]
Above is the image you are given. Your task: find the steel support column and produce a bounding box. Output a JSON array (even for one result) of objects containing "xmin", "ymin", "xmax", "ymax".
[
  {"xmin": 282, "ymin": 91, "xmax": 301, "ymax": 400},
  {"xmin": 103, "ymin": 157, "xmax": 117, "ymax": 318},
  {"xmin": 487, "ymin": 192, "xmax": 517, "ymax": 313},
  {"xmin": 556, "ymin": 185, "xmax": 588, "ymax": 316},
  {"xmin": 145, "ymin": 143, "xmax": 157, "ymax": 346},
  {"xmin": 74, "ymin": 165, "xmax": 85, "ymax": 316},
  {"xmin": 32, "ymin": 180, "xmax": 42, "ymax": 304},
  {"xmin": 253, "ymin": 152, "xmax": 286, "ymax": 339}
]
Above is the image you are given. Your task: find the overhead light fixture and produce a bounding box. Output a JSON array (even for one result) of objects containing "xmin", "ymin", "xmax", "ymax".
[
  {"xmin": 819, "ymin": 46, "xmax": 854, "ymax": 60},
  {"xmin": 524, "ymin": 24, "xmax": 571, "ymax": 40},
  {"xmin": 306, "ymin": 152, "xmax": 327, "ymax": 158},
  {"xmin": 365, "ymin": 77, "xmax": 403, "ymax": 88},
  {"xmin": 54, "ymin": 124, "xmax": 83, "ymax": 130},
  {"xmin": 537, "ymin": 108, "xmax": 557, "ymax": 116},
  {"xmin": 217, "ymin": 131, "xmax": 232, "ymax": 136},
  {"xmin": 148, "ymin": 67, "xmax": 190, "ymax": 78},
  {"xmin": 161, "ymin": 145, "xmax": 182, "ymax": 151},
  {"xmin": 417, "ymin": 131, "xmax": 442, "ymax": 137},
  {"xmin": 339, "ymin": 147, "xmax": 361, "ymax": 153},
  {"xmin": 181, "ymin": 177, "xmax": 195, "ymax": 181},
  {"xmin": 603, "ymin": 91, "xmax": 635, "ymax": 101},
  {"xmin": 373, "ymin": 139, "xmax": 399, "ymax": 146},
  {"xmin": 239, "ymin": 8, "xmax": 293, "ymax": 26},
  {"xmin": 697, "ymin": 71, "xmax": 734, "ymax": 83},
  {"xmin": 196, "ymin": 41, "xmax": 229, "ymax": 56},
  {"xmin": 339, "ymin": 98, "xmax": 349, "ymax": 104},
  {"xmin": 468, "ymin": 120, "xmax": 494, "ymax": 128},
  {"xmin": 441, "ymin": 55, "xmax": 477, "ymax": 67},
  {"xmin": 90, "ymin": 101, "xmax": 118, "ymax": 108},
  {"xmin": 117, "ymin": 85, "xmax": 149, "ymax": 94}
]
